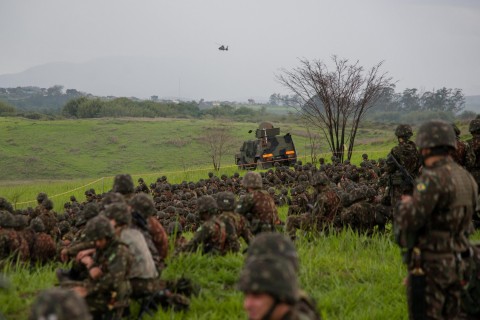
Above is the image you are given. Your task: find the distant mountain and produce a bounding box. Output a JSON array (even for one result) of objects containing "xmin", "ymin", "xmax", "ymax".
[
  {"xmin": 465, "ymin": 95, "xmax": 480, "ymax": 112},
  {"xmin": 0, "ymin": 56, "xmax": 270, "ymax": 102}
]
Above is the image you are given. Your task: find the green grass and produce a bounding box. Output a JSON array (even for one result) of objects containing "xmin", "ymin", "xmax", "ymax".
[
  {"xmin": 1, "ymin": 116, "xmax": 472, "ymax": 319},
  {"xmin": 0, "ymin": 228, "xmax": 408, "ymax": 320},
  {"xmin": 0, "ymin": 116, "xmax": 399, "ymax": 211}
]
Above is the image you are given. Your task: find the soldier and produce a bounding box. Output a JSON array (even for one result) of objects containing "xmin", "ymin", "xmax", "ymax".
[
  {"xmin": 238, "ymin": 255, "xmax": 317, "ymax": 320},
  {"xmin": 112, "ymin": 173, "xmax": 135, "ymax": 200},
  {"xmin": 103, "ymin": 203, "xmax": 159, "ymax": 299},
  {"xmin": 29, "ymin": 288, "xmax": 92, "ymax": 320},
  {"xmin": 235, "ymin": 171, "xmax": 281, "ymax": 234},
  {"xmin": 216, "ymin": 191, "xmax": 253, "ymax": 246},
  {"xmin": 245, "ymin": 232, "xmax": 322, "ymax": 320},
  {"xmin": 136, "ymin": 177, "xmax": 150, "ymax": 194},
  {"xmin": 466, "ymin": 118, "xmax": 480, "ymax": 186},
  {"xmin": 129, "ymin": 193, "xmax": 169, "ymax": 273},
  {"xmin": 0, "ymin": 210, "xmax": 29, "ymax": 262},
  {"xmin": 385, "ymin": 124, "xmax": 420, "ymax": 207},
  {"xmin": 177, "ymin": 196, "xmax": 239, "ymax": 255},
  {"xmin": 167, "ymin": 221, "xmax": 188, "ymax": 249},
  {"xmin": 29, "ymin": 217, "xmax": 56, "ymax": 265},
  {"xmin": 71, "ymin": 215, "xmax": 132, "ymax": 319},
  {"xmin": 395, "ymin": 120, "xmax": 478, "ymax": 319},
  {"xmin": 449, "ymin": 123, "xmax": 473, "ymax": 167}
]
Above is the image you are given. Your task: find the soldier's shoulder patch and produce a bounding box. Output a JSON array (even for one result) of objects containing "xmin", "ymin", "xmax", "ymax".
[{"xmin": 416, "ymin": 182, "xmax": 427, "ymax": 192}]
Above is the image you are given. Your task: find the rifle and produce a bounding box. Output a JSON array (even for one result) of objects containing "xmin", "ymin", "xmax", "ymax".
[{"xmin": 387, "ymin": 153, "xmax": 415, "ymax": 186}]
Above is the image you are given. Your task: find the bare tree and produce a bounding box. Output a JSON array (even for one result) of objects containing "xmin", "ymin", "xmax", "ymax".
[
  {"xmin": 199, "ymin": 126, "xmax": 236, "ymax": 171},
  {"xmin": 306, "ymin": 126, "xmax": 320, "ymax": 164},
  {"xmin": 278, "ymin": 56, "xmax": 392, "ymax": 162}
]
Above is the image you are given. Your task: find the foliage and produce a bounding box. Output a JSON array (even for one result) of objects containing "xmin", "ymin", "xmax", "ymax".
[
  {"xmin": 0, "ymin": 100, "xmax": 16, "ymax": 115},
  {"xmin": 371, "ymin": 86, "xmax": 466, "ymax": 114}
]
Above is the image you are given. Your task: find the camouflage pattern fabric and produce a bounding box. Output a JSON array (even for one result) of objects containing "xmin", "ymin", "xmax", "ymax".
[
  {"xmin": 467, "ymin": 135, "xmax": 480, "ymax": 186},
  {"xmin": 396, "ymin": 157, "xmax": 478, "ymax": 319},
  {"xmin": 84, "ymin": 238, "xmax": 132, "ymax": 317},
  {"xmin": 176, "ymin": 216, "xmax": 237, "ymax": 255},
  {"xmin": 29, "ymin": 288, "xmax": 92, "ymax": 320},
  {"xmin": 235, "ymin": 190, "xmax": 280, "ymax": 234}
]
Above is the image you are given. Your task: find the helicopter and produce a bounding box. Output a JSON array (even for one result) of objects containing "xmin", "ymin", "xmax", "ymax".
[{"xmin": 218, "ymin": 45, "xmax": 229, "ymax": 51}]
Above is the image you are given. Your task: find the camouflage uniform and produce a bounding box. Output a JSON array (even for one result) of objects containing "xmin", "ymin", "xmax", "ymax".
[
  {"xmin": 238, "ymin": 255, "xmax": 319, "ymax": 320},
  {"xmin": 29, "ymin": 288, "xmax": 92, "ymax": 320},
  {"xmin": 449, "ymin": 123, "xmax": 474, "ymax": 167},
  {"xmin": 466, "ymin": 119, "xmax": 480, "ymax": 186},
  {"xmin": 29, "ymin": 217, "xmax": 56, "ymax": 265},
  {"xmin": 396, "ymin": 120, "xmax": 478, "ymax": 320},
  {"xmin": 79, "ymin": 215, "xmax": 132, "ymax": 319},
  {"xmin": 217, "ymin": 192, "xmax": 253, "ymax": 245},
  {"xmin": 0, "ymin": 211, "xmax": 29, "ymax": 263},
  {"xmin": 178, "ymin": 196, "xmax": 240, "ymax": 255},
  {"xmin": 245, "ymin": 232, "xmax": 322, "ymax": 319},
  {"xmin": 235, "ymin": 172, "xmax": 281, "ymax": 234},
  {"xmin": 104, "ymin": 203, "xmax": 159, "ymax": 299},
  {"xmin": 385, "ymin": 124, "xmax": 420, "ymax": 206},
  {"xmin": 130, "ymin": 193, "xmax": 168, "ymax": 273},
  {"xmin": 286, "ymin": 173, "xmax": 339, "ymax": 239}
]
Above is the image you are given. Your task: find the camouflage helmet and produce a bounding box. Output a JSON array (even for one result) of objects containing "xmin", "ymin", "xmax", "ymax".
[
  {"xmin": 242, "ymin": 172, "xmax": 262, "ymax": 189},
  {"xmin": 451, "ymin": 123, "xmax": 461, "ymax": 137},
  {"xmin": 101, "ymin": 192, "xmax": 126, "ymax": 207},
  {"xmin": 245, "ymin": 232, "xmax": 299, "ymax": 273},
  {"xmin": 69, "ymin": 195, "xmax": 77, "ymax": 202},
  {"xmin": 167, "ymin": 221, "xmax": 183, "ymax": 236},
  {"xmin": 42, "ymin": 199, "xmax": 54, "ymax": 211},
  {"xmin": 36, "ymin": 192, "xmax": 48, "ymax": 204},
  {"xmin": 129, "ymin": 193, "xmax": 156, "ymax": 218},
  {"xmin": 104, "ymin": 202, "xmax": 131, "ymax": 226},
  {"xmin": 238, "ymin": 255, "xmax": 299, "ymax": 305},
  {"xmin": 30, "ymin": 217, "xmax": 46, "ymax": 233},
  {"xmin": 29, "ymin": 288, "xmax": 92, "ymax": 320},
  {"xmin": 362, "ymin": 153, "xmax": 368, "ymax": 159},
  {"xmin": 216, "ymin": 192, "xmax": 236, "ymax": 211},
  {"xmin": 112, "ymin": 174, "xmax": 135, "ymax": 195},
  {"xmin": 394, "ymin": 124, "xmax": 413, "ymax": 139},
  {"xmin": 267, "ymin": 187, "xmax": 275, "ymax": 195},
  {"xmin": 82, "ymin": 202, "xmax": 99, "ymax": 220},
  {"xmin": 469, "ymin": 119, "xmax": 480, "ymax": 134},
  {"xmin": 311, "ymin": 172, "xmax": 329, "ymax": 186},
  {"xmin": 85, "ymin": 215, "xmax": 114, "ymax": 241},
  {"xmin": 13, "ymin": 215, "xmax": 28, "ymax": 229},
  {"xmin": 197, "ymin": 196, "xmax": 218, "ymax": 216},
  {"xmin": 416, "ymin": 120, "xmax": 456, "ymax": 149},
  {"xmin": 0, "ymin": 197, "xmax": 13, "ymax": 213},
  {"xmin": 0, "ymin": 211, "xmax": 14, "ymax": 228},
  {"xmin": 58, "ymin": 221, "xmax": 71, "ymax": 234}
]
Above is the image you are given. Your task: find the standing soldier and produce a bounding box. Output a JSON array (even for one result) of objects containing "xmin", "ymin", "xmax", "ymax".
[
  {"xmin": 385, "ymin": 124, "xmax": 420, "ymax": 207},
  {"xmin": 467, "ymin": 118, "xmax": 480, "ymax": 185},
  {"xmin": 235, "ymin": 171, "xmax": 281, "ymax": 234},
  {"xmin": 395, "ymin": 120, "xmax": 478, "ymax": 319},
  {"xmin": 449, "ymin": 123, "xmax": 473, "ymax": 167}
]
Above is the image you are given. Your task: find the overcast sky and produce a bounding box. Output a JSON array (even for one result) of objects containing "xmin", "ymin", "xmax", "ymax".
[{"xmin": 1, "ymin": 0, "xmax": 479, "ymax": 100}]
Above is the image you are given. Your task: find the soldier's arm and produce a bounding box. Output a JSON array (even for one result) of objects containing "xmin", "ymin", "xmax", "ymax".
[
  {"xmin": 87, "ymin": 247, "xmax": 130, "ymax": 295},
  {"xmin": 238, "ymin": 216, "xmax": 254, "ymax": 244},
  {"xmin": 65, "ymin": 240, "xmax": 95, "ymax": 258},
  {"xmin": 148, "ymin": 217, "xmax": 169, "ymax": 260},
  {"xmin": 396, "ymin": 174, "xmax": 440, "ymax": 232},
  {"xmin": 175, "ymin": 223, "xmax": 210, "ymax": 254},
  {"xmin": 234, "ymin": 194, "xmax": 254, "ymax": 216}
]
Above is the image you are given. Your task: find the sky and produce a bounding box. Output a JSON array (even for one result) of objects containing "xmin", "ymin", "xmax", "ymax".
[{"xmin": 0, "ymin": 0, "xmax": 479, "ymax": 101}]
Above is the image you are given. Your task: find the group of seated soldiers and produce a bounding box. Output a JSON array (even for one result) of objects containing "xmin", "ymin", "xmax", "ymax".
[{"xmin": 0, "ymin": 156, "xmax": 398, "ymax": 319}]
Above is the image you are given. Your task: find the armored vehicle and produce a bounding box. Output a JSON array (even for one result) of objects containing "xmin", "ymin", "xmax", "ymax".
[{"xmin": 235, "ymin": 122, "xmax": 297, "ymax": 169}]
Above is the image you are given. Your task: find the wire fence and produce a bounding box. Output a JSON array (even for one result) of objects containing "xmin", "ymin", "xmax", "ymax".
[{"xmin": 12, "ymin": 149, "xmax": 392, "ymax": 207}]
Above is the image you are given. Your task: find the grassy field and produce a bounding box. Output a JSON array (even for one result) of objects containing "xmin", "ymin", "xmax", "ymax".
[
  {"xmin": 0, "ymin": 116, "xmax": 401, "ymax": 210},
  {"xmin": 0, "ymin": 116, "xmax": 474, "ymax": 319}
]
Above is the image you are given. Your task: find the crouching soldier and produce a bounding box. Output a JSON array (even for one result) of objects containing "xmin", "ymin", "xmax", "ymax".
[{"xmin": 71, "ymin": 215, "xmax": 132, "ymax": 320}]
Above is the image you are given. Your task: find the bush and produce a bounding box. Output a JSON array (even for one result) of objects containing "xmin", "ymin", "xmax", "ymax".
[{"xmin": 0, "ymin": 100, "xmax": 16, "ymax": 115}]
